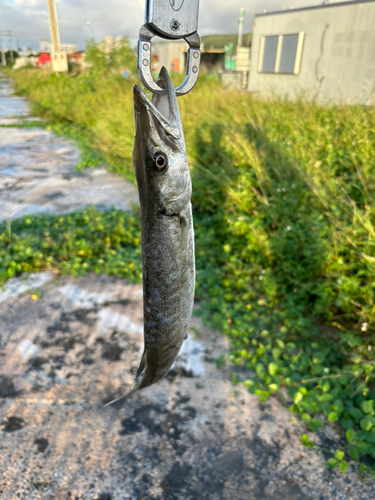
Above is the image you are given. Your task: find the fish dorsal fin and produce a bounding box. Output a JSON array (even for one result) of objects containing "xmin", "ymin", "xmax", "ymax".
[{"xmin": 151, "ymin": 67, "xmax": 183, "ymax": 139}]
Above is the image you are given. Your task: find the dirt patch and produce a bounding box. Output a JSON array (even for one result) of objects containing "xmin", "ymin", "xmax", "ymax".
[
  {"xmin": 1, "ymin": 415, "xmax": 25, "ymax": 432},
  {"xmin": 34, "ymin": 437, "xmax": 49, "ymax": 453},
  {"xmin": 0, "ymin": 375, "xmax": 17, "ymax": 398}
]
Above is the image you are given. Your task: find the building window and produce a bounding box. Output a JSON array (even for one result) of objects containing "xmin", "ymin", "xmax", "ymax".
[{"xmin": 258, "ymin": 32, "xmax": 305, "ymax": 75}]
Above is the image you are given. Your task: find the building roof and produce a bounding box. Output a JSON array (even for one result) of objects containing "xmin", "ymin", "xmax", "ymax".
[{"xmin": 256, "ymin": 0, "xmax": 375, "ymax": 17}]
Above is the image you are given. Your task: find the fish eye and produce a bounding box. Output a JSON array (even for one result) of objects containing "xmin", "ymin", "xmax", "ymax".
[{"xmin": 153, "ymin": 152, "xmax": 168, "ymax": 171}]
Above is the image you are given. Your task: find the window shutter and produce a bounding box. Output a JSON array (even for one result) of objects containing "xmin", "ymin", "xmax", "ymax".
[
  {"xmin": 262, "ymin": 36, "xmax": 278, "ymax": 73},
  {"xmin": 279, "ymin": 34, "xmax": 299, "ymax": 74}
]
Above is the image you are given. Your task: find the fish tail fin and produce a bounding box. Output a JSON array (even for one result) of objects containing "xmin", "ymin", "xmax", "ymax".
[
  {"xmin": 104, "ymin": 350, "xmax": 147, "ymax": 407},
  {"xmin": 103, "ymin": 385, "xmax": 139, "ymax": 407},
  {"xmin": 135, "ymin": 348, "xmax": 147, "ymax": 379}
]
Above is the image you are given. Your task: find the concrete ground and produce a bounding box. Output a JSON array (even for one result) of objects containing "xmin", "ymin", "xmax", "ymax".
[
  {"xmin": 0, "ymin": 74, "xmax": 138, "ymax": 221},
  {"xmin": 0, "ymin": 72, "xmax": 374, "ymax": 500}
]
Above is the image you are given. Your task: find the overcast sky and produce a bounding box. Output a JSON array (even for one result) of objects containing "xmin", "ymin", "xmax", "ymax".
[{"xmin": 0, "ymin": 0, "xmax": 353, "ymax": 51}]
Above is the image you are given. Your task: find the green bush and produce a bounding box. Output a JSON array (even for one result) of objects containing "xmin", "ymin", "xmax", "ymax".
[{"xmin": 85, "ymin": 37, "xmax": 137, "ymax": 75}]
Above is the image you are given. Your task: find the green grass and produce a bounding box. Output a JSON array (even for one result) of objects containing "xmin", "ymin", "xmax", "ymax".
[{"xmin": 5, "ymin": 52, "xmax": 375, "ymax": 474}]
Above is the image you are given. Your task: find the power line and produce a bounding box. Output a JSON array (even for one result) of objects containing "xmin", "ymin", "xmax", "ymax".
[
  {"xmin": 0, "ymin": 31, "xmax": 90, "ymax": 42},
  {"xmin": 1, "ymin": 31, "xmax": 47, "ymax": 40},
  {"xmin": 1, "ymin": 0, "xmax": 130, "ymax": 50},
  {"xmin": 1, "ymin": 30, "xmax": 14, "ymax": 61}
]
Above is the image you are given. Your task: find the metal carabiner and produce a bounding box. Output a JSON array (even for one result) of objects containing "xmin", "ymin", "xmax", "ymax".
[{"xmin": 138, "ymin": 0, "xmax": 201, "ymax": 96}]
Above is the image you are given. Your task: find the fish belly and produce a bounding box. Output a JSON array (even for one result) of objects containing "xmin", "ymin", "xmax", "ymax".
[{"xmin": 140, "ymin": 204, "xmax": 195, "ymax": 387}]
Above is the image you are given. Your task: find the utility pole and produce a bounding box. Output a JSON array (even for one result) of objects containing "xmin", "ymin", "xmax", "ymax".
[
  {"xmin": 46, "ymin": 0, "xmax": 68, "ymax": 71},
  {"xmin": 6, "ymin": 30, "xmax": 14, "ymax": 63},
  {"xmin": 47, "ymin": 0, "xmax": 60, "ymax": 55},
  {"xmin": 237, "ymin": 7, "xmax": 245, "ymax": 47},
  {"xmin": 0, "ymin": 35, "xmax": 5, "ymax": 66},
  {"xmin": 236, "ymin": 8, "xmax": 250, "ymax": 90}
]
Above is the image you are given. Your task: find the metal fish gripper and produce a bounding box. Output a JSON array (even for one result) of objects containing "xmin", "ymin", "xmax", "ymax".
[{"xmin": 137, "ymin": 0, "xmax": 201, "ymax": 96}]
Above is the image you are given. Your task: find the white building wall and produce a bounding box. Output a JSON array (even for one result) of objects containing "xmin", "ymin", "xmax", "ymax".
[
  {"xmin": 152, "ymin": 41, "xmax": 186, "ymax": 74},
  {"xmin": 248, "ymin": 1, "xmax": 375, "ymax": 104},
  {"xmin": 60, "ymin": 44, "xmax": 77, "ymax": 54},
  {"xmin": 39, "ymin": 39, "xmax": 50, "ymax": 53},
  {"xmin": 39, "ymin": 39, "xmax": 76, "ymax": 54}
]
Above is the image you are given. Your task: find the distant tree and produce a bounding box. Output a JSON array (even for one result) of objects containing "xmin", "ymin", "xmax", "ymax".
[
  {"xmin": 85, "ymin": 37, "xmax": 136, "ymax": 75},
  {"xmin": 4, "ymin": 50, "xmax": 19, "ymax": 65}
]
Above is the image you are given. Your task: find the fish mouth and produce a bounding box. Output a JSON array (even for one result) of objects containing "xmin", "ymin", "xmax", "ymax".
[{"xmin": 133, "ymin": 66, "xmax": 182, "ymax": 140}]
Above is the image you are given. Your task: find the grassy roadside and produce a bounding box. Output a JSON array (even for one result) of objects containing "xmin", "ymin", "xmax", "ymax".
[{"xmin": 4, "ymin": 59, "xmax": 375, "ymax": 474}]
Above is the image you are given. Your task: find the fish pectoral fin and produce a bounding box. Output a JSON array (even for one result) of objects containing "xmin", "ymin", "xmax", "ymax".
[{"xmin": 184, "ymin": 332, "xmax": 188, "ymax": 341}]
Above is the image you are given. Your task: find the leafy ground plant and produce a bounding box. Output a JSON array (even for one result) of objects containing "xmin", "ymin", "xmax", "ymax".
[
  {"xmin": 4, "ymin": 50, "xmax": 375, "ymax": 475},
  {"xmin": 0, "ymin": 208, "xmax": 142, "ymax": 283}
]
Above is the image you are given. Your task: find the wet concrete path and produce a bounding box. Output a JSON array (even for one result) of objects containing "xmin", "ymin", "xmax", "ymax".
[
  {"xmin": 0, "ymin": 72, "xmax": 374, "ymax": 500},
  {"xmin": 0, "ymin": 73, "xmax": 138, "ymax": 221}
]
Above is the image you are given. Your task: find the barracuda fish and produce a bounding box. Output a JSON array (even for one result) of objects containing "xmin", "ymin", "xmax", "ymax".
[{"xmin": 106, "ymin": 67, "xmax": 195, "ymax": 405}]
